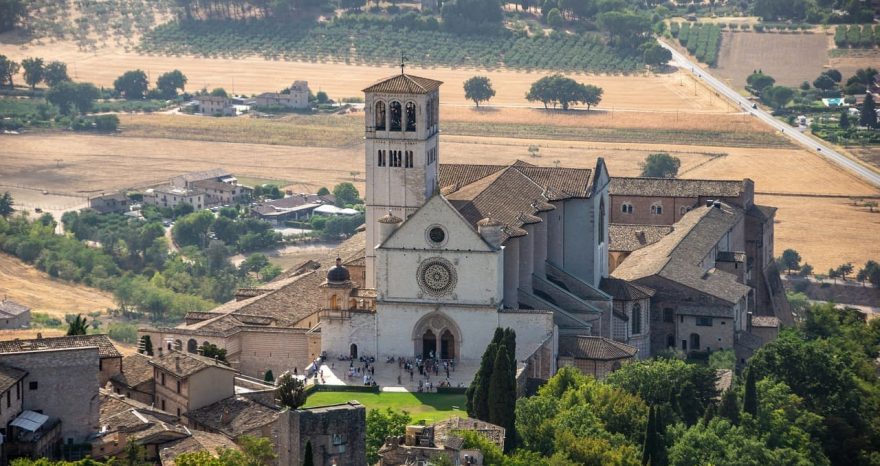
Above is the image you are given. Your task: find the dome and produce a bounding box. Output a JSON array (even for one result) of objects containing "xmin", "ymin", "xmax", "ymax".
[{"xmin": 327, "ymin": 257, "xmax": 351, "ymax": 283}]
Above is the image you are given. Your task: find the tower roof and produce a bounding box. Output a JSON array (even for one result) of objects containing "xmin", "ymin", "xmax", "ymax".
[{"xmin": 362, "ymin": 73, "xmax": 443, "ymax": 94}]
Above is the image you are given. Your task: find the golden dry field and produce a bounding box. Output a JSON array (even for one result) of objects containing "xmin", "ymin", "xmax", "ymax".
[
  {"xmin": 714, "ymin": 31, "xmax": 831, "ymax": 88},
  {"xmin": 0, "ymin": 253, "xmax": 116, "ymax": 319}
]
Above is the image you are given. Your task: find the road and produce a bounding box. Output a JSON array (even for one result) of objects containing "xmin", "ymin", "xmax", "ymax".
[{"xmin": 657, "ymin": 39, "xmax": 880, "ymax": 189}]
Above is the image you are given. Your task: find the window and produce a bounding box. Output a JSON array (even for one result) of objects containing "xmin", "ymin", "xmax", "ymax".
[
  {"xmin": 663, "ymin": 308, "xmax": 674, "ymax": 323},
  {"xmin": 631, "ymin": 303, "xmax": 642, "ymax": 335},
  {"xmin": 161, "ymin": 373, "xmax": 166, "ymax": 386},
  {"xmin": 651, "ymin": 203, "xmax": 663, "ymax": 215},
  {"xmin": 389, "ymin": 101, "xmax": 402, "ymax": 131},
  {"xmin": 377, "ymin": 150, "xmax": 386, "ymax": 167},
  {"xmin": 390, "ymin": 150, "xmax": 402, "ymax": 167},
  {"xmin": 690, "ymin": 333, "xmax": 700, "ymax": 350},
  {"xmin": 681, "ymin": 339, "xmax": 687, "ymax": 351},
  {"xmin": 405, "ymin": 102, "xmax": 416, "ymax": 131},
  {"xmin": 161, "ymin": 399, "xmax": 166, "ymax": 411},
  {"xmin": 405, "ymin": 150, "xmax": 413, "ymax": 168},
  {"xmin": 177, "ymin": 408, "xmax": 181, "ymax": 417},
  {"xmin": 29, "ymin": 381, "xmax": 37, "ymax": 390},
  {"xmin": 621, "ymin": 203, "xmax": 633, "ymax": 214},
  {"xmin": 680, "ymin": 206, "xmax": 691, "ymax": 215},
  {"xmin": 696, "ymin": 317, "xmax": 713, "ymax": 326},
  {"xmin": 176, "ymin": 381, "xmax": 181, "ymax": 393},
  {"xmin": 375, "ymin": 101, "xmax": 386, "ymax": 130},
  {"xmin": 99, "ymin": 359, "xmax": 103, "ymax": 371},
  {"xmin": 599, "ymin": 198, "xmax": 605, "ymax": 243}
]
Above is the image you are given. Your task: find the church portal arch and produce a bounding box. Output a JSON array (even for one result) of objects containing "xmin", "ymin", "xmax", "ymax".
[
  {"xmin": 187, "ymin": 339, "xmax": 197, "ymax": 353},
  {"xmin": 411, "ymin": 311, "xmax": 462, "ymax": 361}
]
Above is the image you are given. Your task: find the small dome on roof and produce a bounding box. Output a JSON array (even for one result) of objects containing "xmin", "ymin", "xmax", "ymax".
[
  {"xmin": 378, "ymin": 211, "xmax": 403, "ymax": 224},
  {"xmin": 327, "ymin": 257, "xmax": 351, "ymax": 283}
]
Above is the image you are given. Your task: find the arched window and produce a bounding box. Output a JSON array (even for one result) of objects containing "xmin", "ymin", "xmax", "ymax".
[
  {"xmin": 375, "ymin": 101, "xmax": 386, "ymax": 131},
  {"xmin": 389, "ymin": 101, "xmax": 402, "ymax": 131},
  {"xmin": 631, "ymin": 303, "xmax": 642, "ymax": 335},
  {"xmin": 651, "ymin": 203, "xmax": 663, "ymax": 215},
  {"xmin": 377, "ymin": 150, "xmax": 386, "ymax": 167},
  {"xmin": 405, "ymin": 102, "xmax": 417, "ymax": 131},
  {"xmin": 621, "ymin": 203, "xmax": 633, "ymax": 214},
  {"xmin": 187, "ymin": 339, "xmax": 197, "ymax": 353}
]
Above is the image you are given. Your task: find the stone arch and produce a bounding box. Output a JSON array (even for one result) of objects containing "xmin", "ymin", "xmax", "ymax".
[
  {"xmin": 411, "ymin": 311, "xmax": 462, "ymax": 360},
  {"xmin": 330, "ymin": 294, "xmax": 339, "ymax": 310},
  {"xmin": 375, "ymin": 101, "xmax": 386, "ymax": 130},
  {"xmin": 389, "ymin": 101, "xmax": 402, "ymax": 131},
  {"xmin": 350, "ymin": 343, "xmax": 358, "ymax": 359},
  {"xmin": 405, "ymin": 101, "xmax": 417, "ymax": 131},
  {"xmin": 186, "ymin": 339, "xmax": 197, "ymax": 353}
]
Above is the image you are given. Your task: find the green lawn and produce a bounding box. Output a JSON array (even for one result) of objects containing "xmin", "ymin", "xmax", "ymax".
[{"xmin": 303, "ymin": 392, "xmax": 467, "ymax": 424}]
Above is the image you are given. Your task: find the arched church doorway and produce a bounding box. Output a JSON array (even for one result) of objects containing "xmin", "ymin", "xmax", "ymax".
[
  {"xmin": 350, "ymin": 343, "xmax": 358, "ymax": 359},
  {"xmin": 440, "ymin": 329, "xmax": 455, "ymax": 360},
  {"xmin": 422, "ymin": 330, "xmax": 437, "ymax": 359}
]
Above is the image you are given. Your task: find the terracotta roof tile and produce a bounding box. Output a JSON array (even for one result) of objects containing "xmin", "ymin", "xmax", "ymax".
[
  {"xmin": 599, "ymin": 277, "xmax": 655, "ymax": 301},
  {"xmin": 0, "ymin": 334, "xmax": 121, "ymax": 358},
  {"xmin": 609, "ymin": 177, "xmax": 744, "ymax": 198},
  {"xmin": 160, "ymin": 431, "xmax": 240, "ymax": 465},
  {"xmin": 362, "ymin": 73, "xmax": 443, "ymax": 94},
  {"xmin": 149, "ymin": 349, "xmax": 236, "ymax": 378},
  {"xmin": 185, "ymin": 396, "xmax": 279, "ymax": 438},
  {"xmin": 0, "ymin": 299, "xmax": 29, "ymax": 317},
  {"xmin": 558, "ymin": 335, "xmax": 637, "ymax": 360},
  {"xmin": 0, "ymin": 364, "xmax": 26, "ymax": 393},
  {"xmin": 608, "ymin": 224, "xmax": 673, "ymax": 252},
  {"xmin": 111, "ymin": 353, "xmax": 154, "ymax": 389}
]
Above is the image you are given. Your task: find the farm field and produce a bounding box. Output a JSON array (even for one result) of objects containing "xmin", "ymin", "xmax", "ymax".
[
  {"xmin": 0, "ymin": 253, "xmax": 116, "ymax": 319},
  {"xmin": 714, "ymin": 31, "xmax": 830, "ymax": 88},
  {"xmin": 0, "ymin": 40, "xmax": 729, "ymax": 112},
  {"xmin": 303, "ymin": 391, "xmax": 467, "ymax": 424},
  {"xmin": 2, "ymin": 131, "xmax": 877, "ymax": 270}
]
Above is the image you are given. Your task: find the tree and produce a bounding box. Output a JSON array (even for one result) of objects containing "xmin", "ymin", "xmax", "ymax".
[
  {"xmin": 210, "ymin": 87, "xmax": 228, "ymax": 97},
  {"xmin": 366, "ymin": 408, "xmax": 411, "ymax": 464},
  {"xmin": 836, "ymin": 262, "xmax": 854, "ymax": 280},
  {"xmin": 746, "ymin": 72, "xmax": 775, "ymax": 95},
  {"xmin": 140, "ymin": 335, "xmax": 154, "ymax": 356},
  {"xmin": 839, "ymin": 111, "xmax": 850, "ymax": 129},
  {"xmin": 640, "ymin": 153, "xmax": 681, "ymax": 178},
  {"xmin": 762, "ymin": 86, "xmax": 794, "ymax": 109},
  {"xmin": 0, "ymin": 0, "xmax": 26, "ymax": 33},
  {"xmin": 440, "ymin": 0, "xmax": 504, "ymax": 35},
  {"xmin": 641, "ymin": 405, "xmax": 665, "ymax": 466},
  {"xmin": 302, "ymin": 440, "xmax": 314, "ymax": 466},
  {"xmin": 778, "ymin": 249, "xmax": 801, "ymax": 274},
  {"xmin": 156, "ymin": 69, "xmax": 187, "ymax": 99},
  {"xmin": 463, "ymin": 76, "xmax": 496, "ymax": 108},
  {"xmin": 72, "ymin": 82, "xmax": 99, "ymax": 114},
  {"xmin": 644, "ymin": 44, "xmax": 672, "ymax": 69},
  {"xmin": 597, "ymin": 11, "xmax": 652, "ymax": 49},
  {"xmin": 264, "ymin": 369, "xmax": 274, "ymax": 383},
  {"xmin": 813, "ymin": 74, "xmax": 836, "ymax": 91},
  {"xmin": 860, "ymin": 93, "xmax": 878, "ymax": 129},
  {"xmin": 526, "ymin": 74, "xmax": 602, "ymax": 110},
  {"xmin": 718, "ymin": 388, "xmax": 740, "ymax": 424},
  {"xmin": 488, "ymin": 331, "xmax": 517, "ymax": 450},
  {"xmin": 0, "ymin": 55, "xmax": 20, "ymax": 88},
  {"xmin": 114, "ymin": 70, "xmax": 149, "ymax": 100},
  {"xmin": 467, "ymin": 328, "xmax": 503, "ymax": 420},
  {"xmin": 743, "ymin": 368, "xmax": 758, "ymax": 418},
  {"xmin": 317, "ymin": 187, "xmax": 330, "ymax": 196},
  {"xmin": 199, "ymin": 342, "xmax": 228, "ymax": 362},
  {"xmin": 21, "ymin": 57, "xmax": 44, "ymax": 92},
  {"xmin": 0, "ymin": 192, "xmax": 13, "ymax": 218},
  {"xmin": 43, "ymin": 61, "xmax": 70, "ymax": 87},
  {"xmin": 547, "ymin": 8, "xmax": 564, "ymax": 27},
  {"xmin": 859, "ymin": 260, "xmax": 880, "ymax": 288},
  {"xmin": 275, "ymin": 371, "xmax": 307, "ymax": 409},
  {"xmin": 316, "ymin": 91, "xmax": 329, "ymax": 104},
  {"xmin": 46, "ymin": 81, "xmax": 99, "ymax": 116},
  {"xmin": 823, "ymin": 69, "xmax": 842, "ymax": 83},
  {"xmin": 332, "ymin": 182, "xmax": 361, "ymax": 207},
  {"xmin": 66, "ymin": 314, "xmax": 89, "ymax": 335}
]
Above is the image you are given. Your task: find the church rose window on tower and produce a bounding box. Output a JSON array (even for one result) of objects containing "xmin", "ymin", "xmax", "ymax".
[
  {"xmin": 390, "ymin": 101, "xmax": 402, "ymax": 131},
  {"xmin": 405, "ymin": 102, "xmax": 417, "ymax": 131},
  {"xmin": 375, "ymin": 101, "xmax": 386, "ymax": 130},
  {"xmin": 426, "ymin": 225, "xmax": 447, "ymax": 247},
  {"xmin": 417, "ymin": 257, "xmax": 458, "ymax": 297}
]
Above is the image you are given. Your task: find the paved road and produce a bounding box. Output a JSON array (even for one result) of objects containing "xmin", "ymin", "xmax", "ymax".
[{"xmin": 657, "ymin": 39, "xmax": 880, "ymax": 189}]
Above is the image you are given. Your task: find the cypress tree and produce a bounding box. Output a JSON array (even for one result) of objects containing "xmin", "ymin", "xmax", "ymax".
[
  {"xmin": 743, "ymin": 368, "xmax": 758, "ymax": 418},
  {"xmin": 840, "ymin": 110, "xmax": 850, "ymax": 129},
  {"xmin": 487, "ymin": 339, "xmax": 516, "ymax": 451},
  {"xmin": 466, "ymin": 329, "xmax": 505, "ymax": 419},
  {"xmin": 718, "ymin": 388, "xmax": 740, "ymax": 425},
  {"xmin": 303, "ymin": 440, "xmax": 314, "ymax": 466},
  {"xmin": 502, "ymin": 328, "xmax": 516, "ymax": 369},
  {"xmin": 702, "ymin": 402, "xmax": 717, "ymax": 425},
  {"xmin": 642, "ymin": 405, "xmax": 656, "ymax": 465},
  {"xmin": 861, "ymin": 93, "xmax": 878, "ymax": 129}
]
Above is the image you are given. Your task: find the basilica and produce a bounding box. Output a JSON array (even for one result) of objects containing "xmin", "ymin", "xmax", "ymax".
[{"xmin": 142, "ymin": 71, "xmax": 790, "ymax": 382}]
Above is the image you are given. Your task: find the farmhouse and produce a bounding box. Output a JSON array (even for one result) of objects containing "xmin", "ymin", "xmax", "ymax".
[
  {"xmin": 0, "ymin": 298, "xmax": 31, "ymax": 329},
  {"xmin": 195, "ymin": 95, "xmax": 234, "ymax": 116},
  {"xmin": 250, "ymin": 193, "xmax": 336, "ymax": 224},
  {"xmin": 144, "ymin": 186, "xmax": 206, "ymax": 211},
  {"xmin": 88, "ymin": 193, "xmax": 130, "ymax": 214}
]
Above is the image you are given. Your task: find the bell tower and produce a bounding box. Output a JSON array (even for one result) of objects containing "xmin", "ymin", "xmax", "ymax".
[{"xmin": 362, "ymin": 70, "xmax": 443, "ymax": 289}]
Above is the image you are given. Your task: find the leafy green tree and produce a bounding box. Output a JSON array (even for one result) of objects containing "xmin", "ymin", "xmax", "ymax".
[
  {"xmin": 123, "ymin": 440, "xmax": 147, "ymax": 466},
  {"xmin": 743, "ymin": 368, "xmax": 758, "ymax": 418},
  {"xmin": 463, "ymin": 76, "xmax": 496, "ymax": 108},
  {"xmin": 316, "ymin": 91, "xmax": 329, "ymax": 104},
  {"xmin": 366, "ymin": 408, "xmax": 411, "ymax": 464},
  {"xmin": 0, "ymin": 55, "xmax": 20, "ymax": 88},
  {"xmin": 0, "ymin": 192, "xmax": 13, "ymax": 218},
  {"xmin": 441, "ymin": 0, "xmax": 504, "ymax": 35},
  {"xmin": 778, "ymin": 248, "xmax": 801, "ymax": 274},
  {"xmin": 835, "ymin": 262, "xmax": 854, "ymax": 280},
  {"xmin": 823, "ymin": 69, "xmax": 842, "ymax": 83},
  {"xmin": 597, "ymin": 11, "xmax": 652, "ymax": 49},
  {"xmin": 275, "ymin": 371, "xmax": 307, "ymax": 409},
  {"xmin": 66, "ymin": 314, "xmax": 89, "ymax": 335},
  {"xmin": 858, "ymin": 260, "xmax": 880, "ymax": 288},
  {"xmin": 47, "ymin": 81, "xmax": 98, "ymax": 115},
  {"xmin": 526, "ymin": 74, "xmax": 603, "ymax": 110},
  {"xmin": 746, "ymin": 72, "xmax": 775, "ymax": 95},
  {"xmin": 0, "ymin": 0, "xmax": 26, "ymax": 33},
  {"xmin": 172, "ymin": 210, "xmax": 215, "ymax": 248},
  {"xmin": 840, "ymin": 111, "xmax": 850, "ymax": 129},
  {"xmin": 21, "ymin": 57, "xmax": 44, "ymax": 92},
  {"xmin": 156, "ymin": 69, "xmax": 187, "ymax": 99},
  {"xmin": 43, "ymin": 61, "xmax": 70, "ymax": 87},
  {"xmin": 210, "ymin": 87, "xmax": 228, "ymax": 97},
  {"xmin": 175, "ymin": 435, "xmax": 275, "ymax": 466},
  {"xmin": 333, "ymin": 182, "xmax": 361, "ymax": 207},
  {"xmin": 547, "ymin": 8, "xmax": 564, "ymax": 27},
  {"xmin": 761, "ymin": 85, "xmax": 794, "ymax": 110},
  {"xmin": 718, "ymin": 388, "xmax": 740, "ymax": 424},
  {"xmin": 644, "ymin": 44, "xmax": 672, "ymax": 69},
  {"xmin": 860, "ymin": 93, "xmax": 878, "ymax": 129},
  {"xmin": 667, "ymin": 418, "xmax": 772, "ymax": 466},
  {"xmin": 639, "ymin": 153, "xmax": 681, "ymax": 178},
  {"xmin": 199, "ymin": 342, "xmax": 228, "ymax": 362},
  {"xmin": 317, "ymin": 187, "xmax": 330, "ymax": 196},
  {"xmin": 114, "ymin": 70, "xmax": 149, "ymax": 100},
  {"xmin": 813, "ymin": 74, "xmax": 836, "ymax": 91}
]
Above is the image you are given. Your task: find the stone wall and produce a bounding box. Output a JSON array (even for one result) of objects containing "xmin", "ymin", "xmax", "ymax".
[
  {"xmin": 0, "ymin": 347, "xmax": 100, "ymax": 442},
  {"xmin": 237, "ymin": 329, "xmax": 310, "ymax": 379},
  {"xmin": 277, "ymin": 402, "xmax": 367, "ymax": 466}
]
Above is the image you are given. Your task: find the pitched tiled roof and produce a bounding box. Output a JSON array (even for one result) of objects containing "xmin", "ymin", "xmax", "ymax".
[
  {"xmin": 746, "ymin": 204, "xmax": 777, "ymax": 221},
  {"xmin": 608, "ymin": 224, "xmax": 673, "ymax": 252},
  {"xmin": 111, "ymin": 354, "xmax": 154, "ymax": 388},
  {"xmin": 609, "ymin": 177, "xmax": 744, "ymax": 198},
  {"xmin": 612, "ymin": 203, "xmax": 751, "ymax": 305},
  {"xmin": 0, "ymin": 334, "xmax": 121, "ymax": 358},
  {"xmin": 149, "ymin": 350, "xmax": 236, "ymax": 378},
  {"xmin": 0, "ymin": 364, "xmax": 27, "ymax": 393},
  {"xmin": 599, "ymin": 277, "xmax": 654, "ymax": 301},
  {"xmin": 184, "ymin": 396, "xmax": 279, "ymax": 437},
  {"xmin": 0, "ymin": 299, "xmax": 30, "ymax": 317},
  {"xmin": 250, "ymin": 194, "xmax": 335, "ymax": 216},
  {"xmin": 362, "ymin": 73, "xmax": 443, "ymax": 94},
  {"xmin": 175, "ymin": 168, "xmax": 231, "ymax": 183},
  {"xmin": 558, "ymin": 335, "xmax": 637, "ymax": 360},
  {"xmin": 441, "ymin": 161, "xmax": 593, "ymax": 244},
  {"xmin": 160, "ymin": 431, "xmax": 240, "ymax": 466}
]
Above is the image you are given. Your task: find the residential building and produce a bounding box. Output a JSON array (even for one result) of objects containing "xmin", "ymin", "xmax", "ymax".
[
  {"xmin": 277, "ymin": 402, "xmax": 366, "ymax": 466},
  {"xmin": 171, "ymin": 169, "xmax": 236, "ymax": 189},
  {"xmin": 87, "ymin": 193, "xmax": 130, "ymax": 214},
  {"xmin": 379, "ymin": 417, "xmax": 505, "ymax": 466},
  {"xmin": 556, "ymin": 335, "xmax": 638, "ymax": 379},
  {"xmin": 0, "ymin": 334, "xmax": 122, "ymax": 386},
  {"xmin": 254, "ymin": 85, "xmax": 310, "ymax": 109},
  {"xmin": 250, "ymin": 193, "xmax": 336, "ymax": 225},
  {"xmin": 0, "ymin": 365, "xmax": 27, "ymax": 459},
  {"xmin": 0, "ymin": 299, "xmax": 30, "ymax": 329},
  {"xmin": 184, "ymin": 395, "xmax": 280, "ymax": 445},
  {"xmin": 196, "ymin": 96, "xmax": 234, "ymax": 116},
  {"xmin": 110, "ymin": 354, "xmax": 155, "ymax": 405},
  {"xmin": 149, "ymin": 350, "xmax": 237, "ymax": 418},
  {"xmin": 144, "ymin": 186, "xmax": 206, "ymax": 211},
  {"xmin": 191, "ymin": 179, "xmax": 248, "ymax": 207}
]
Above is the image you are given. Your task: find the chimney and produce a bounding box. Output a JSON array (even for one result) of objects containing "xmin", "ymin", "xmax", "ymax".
[
  {"xmin": 705, "ymin": 199, "xmax": 714, "ymax": 208},
  {"xmin": 220, "ymin": 408, "xmax": 231, "ymax": 425},
  {"xmin": 477, "ymin": 217, "xmax": 504, "ymax": 249},
  {"xmin": 377, "ymin": 210, "xmax": 403, "ymax": 244}
]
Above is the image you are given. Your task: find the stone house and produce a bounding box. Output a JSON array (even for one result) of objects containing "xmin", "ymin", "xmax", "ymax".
[
  {"xmin": 184, "ymin": 395, "xmax": 280, "ymax": 450},
  {"xmin": 196, "ymin": 95, "xmax": 234, "ymax": 116},
  {"xmin": 277, "ymin": 402, "xmax": 366, "ymax": 466},
  {"xmin": 0, "ymin": 365, "xmax": 27, "ymax": 451},
  {"xmin": 144, "ymin": 186, "xmax": 206, "ymax": 211},
  {"xmin": 0, "ymin": 299, "xmax": 30, "ymax": 330},
  {"xmin": 171, "ymin": 169, "xmax": 236, "ymax": 189},
  {"xmin": 149, "ymin": 350, "xmax": 237, "ymax": 418},
  {"xmin": 110, "ymin": 354, "xmax": 155, "ymax": 405},
  {"xmin": 191, "ymin": 179, "xmax": 248, "ymax": 207},
  {"xmin": 0, "ymin": 334, "xmax": 122, "ymax": 386},
  {"xmin": 600, "ymin": 277, "xmax": 654, "ymax": 359},
  {"xmin": 254, "ymin": 88, "xmax": 310, "ymax": 110},
  {"xmin": 87, "ymin": 193, "xmax": 130, "ymax": 214},
  {"xmin": 556, "ymin": 335, "xmax": 638, "ymax": 379}
]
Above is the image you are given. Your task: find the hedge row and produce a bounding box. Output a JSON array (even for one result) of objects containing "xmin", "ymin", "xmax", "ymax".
[{"xmin": 834, "ymin": 25, "xmax": 879, "ymax": 48}]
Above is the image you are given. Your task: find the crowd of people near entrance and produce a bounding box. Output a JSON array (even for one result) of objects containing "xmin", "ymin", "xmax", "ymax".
[{"xmin": 391, "ymin": 353, "xmax": 464, "ymax": 392}]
